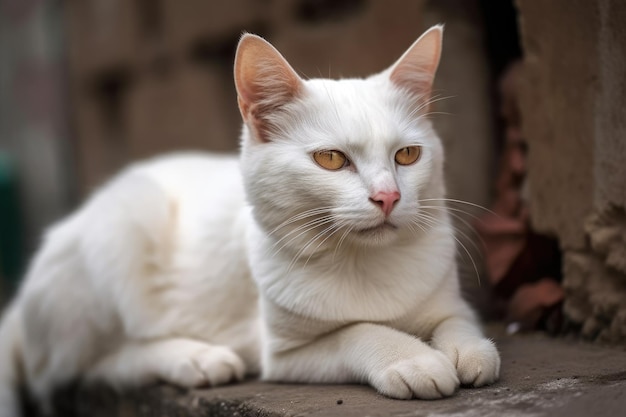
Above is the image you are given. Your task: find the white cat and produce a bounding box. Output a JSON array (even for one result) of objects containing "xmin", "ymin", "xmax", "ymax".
[{"xmin": 0, "ymin": 26, "xmax": 500, "ymax": 416}]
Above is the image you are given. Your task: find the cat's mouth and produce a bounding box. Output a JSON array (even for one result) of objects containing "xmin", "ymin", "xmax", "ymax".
[{"xmin": 355, "ymin": 221, "xmax": 398, "ymax": 234}]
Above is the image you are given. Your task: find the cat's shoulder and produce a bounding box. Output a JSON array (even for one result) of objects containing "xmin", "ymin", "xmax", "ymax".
[
  {"xmin": 132, "ymin": 151, "xmax": 239, "ymax": 175},
  {"xmin": 126, "ymin": 151, "xmax": 242, "ymax": 191}
]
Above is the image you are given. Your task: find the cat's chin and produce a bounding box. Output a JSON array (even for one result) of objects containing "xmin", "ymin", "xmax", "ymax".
[{"xmin": 350, "ymin": 222, "xmax": 399, "ymax": 246}]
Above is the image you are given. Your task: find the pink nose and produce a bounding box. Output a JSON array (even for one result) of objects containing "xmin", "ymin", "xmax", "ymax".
[{"xmin": 369, "ymin": 191, "xmax": 400, "ymax": 217}]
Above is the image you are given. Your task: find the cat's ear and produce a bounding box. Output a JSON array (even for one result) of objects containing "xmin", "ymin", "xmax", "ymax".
[
  {"xmin": 234, "ymin": 34, "xmax": 303, "ymax": 142},
  {"xmin": 387, "ymin": 25, "xmax": 443, "ymax": 101}
]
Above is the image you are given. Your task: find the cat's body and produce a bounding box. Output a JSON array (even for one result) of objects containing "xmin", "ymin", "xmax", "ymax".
[{"xmin": 0, "ymin": 27, "xmax": 500, "ymax": 416}]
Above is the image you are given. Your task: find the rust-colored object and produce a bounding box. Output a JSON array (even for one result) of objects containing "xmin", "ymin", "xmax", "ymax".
[{"xmin": 508, "ymin": 278, "xmax": 564, "ymax": 330}]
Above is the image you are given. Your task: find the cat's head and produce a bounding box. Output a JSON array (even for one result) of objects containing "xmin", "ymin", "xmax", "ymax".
[{"xmin": 234, "ymin": 27, "xmax": 447, "ymax": 253}]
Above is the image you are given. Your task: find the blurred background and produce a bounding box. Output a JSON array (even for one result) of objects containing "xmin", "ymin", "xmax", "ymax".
[{"xmin": 1, "ymin": 0, "xmax": 625, "ymax": 343}]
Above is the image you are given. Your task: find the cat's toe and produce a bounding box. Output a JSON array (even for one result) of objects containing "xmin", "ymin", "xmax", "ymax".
[
  {"xmin": 454, "ymin": 338, "xmax": 500, "ymax": 387},
  {"xmin": 373, "ymin": 351, "xmax": 459, "ymax": 400},
  {"xmin": 170, "ymin": 355, "xmax": 208, "ymax": 387},
  {"xmin": 194, "ymin": 345, "xmax": 246, "ymax": 386},
  {"xmin": 167, "ymin": 344, "xmax": 246, "ymax": 388}
]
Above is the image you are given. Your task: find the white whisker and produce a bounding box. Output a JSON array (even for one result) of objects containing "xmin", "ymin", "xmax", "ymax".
[
  {"xmin": 419, "ymin": 111, "xmax": 453, "ymax": 119},
  {"xmin": 418, "ymin": 198, "xmax": 499, "ymax": 218},
  {"xmin": 268, "ymin": 206, "xmax": 336, "ymax": 236},
  {"xmin": 414, "ymin": 212, "xmax": 482, "ymax": 286},
  {"xmin": 287, "ymin": 223, "xmax": 337, "ymax": 274},
  {"xmin": 333, "ymin": 224, "xmax": 354, "ymax": 262},
  {"xmin": 418, "ymin": 211, "xmax": 483, "ymax": 262},
  {"xmin": 270, "ymin": 216, "xmax": 335, "ymax": 258},
  {"xmin": 420, "ymin": 205, "xmax": 487, "ymax": 252},
  {"xmin": 303, "ymin": 222, "xmax": 345, "ymax": 268},
  {"xmin": 408, "ymin": 94, "xmax": 455, "ymax": 119}
]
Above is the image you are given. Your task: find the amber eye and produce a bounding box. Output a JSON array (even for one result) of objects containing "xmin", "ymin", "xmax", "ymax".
[
  {"xmin": 313, "ymin": 150, "xmax": 349, "ymax": 170},
  {"xmin": 394, "ymin": 146, "xmax": 421, "ymax": 166}
]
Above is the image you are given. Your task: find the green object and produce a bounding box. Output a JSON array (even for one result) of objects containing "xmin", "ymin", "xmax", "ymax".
[{"xmin": 0, "ymin": 153, "xmax": 23, "ymax": 291}]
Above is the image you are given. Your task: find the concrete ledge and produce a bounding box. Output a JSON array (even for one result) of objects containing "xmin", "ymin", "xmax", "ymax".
[{"xmin": 46, "ymin": 329, "xmax": 626, "ymax": 417}]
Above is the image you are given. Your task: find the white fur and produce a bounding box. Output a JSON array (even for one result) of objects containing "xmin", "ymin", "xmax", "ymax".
[{"xmin": 0, "ymin": 27, "xmax": 499, "ymax": 416}]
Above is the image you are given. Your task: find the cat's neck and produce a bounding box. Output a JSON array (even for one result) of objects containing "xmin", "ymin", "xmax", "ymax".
[{"xmin": 248, "ymin": 213, "xmax": 457, "ymax": 322}]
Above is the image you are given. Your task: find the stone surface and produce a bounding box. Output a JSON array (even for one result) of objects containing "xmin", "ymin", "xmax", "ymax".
[
  {"xmin": 516, "ymin": 0, "xmax": 597, "ymax": 250},
  {"xmin": 563, "ymin": 249, "xmax": 626, "ymax": 343},
  {"xmin": 516, "ymin": 0, "xmax": 626, "ymax": 342},
  {"xmin": 594, "ymin": 1, "xmax": 626, "ymax": 209},
  {"xmin": 46, "ymin": 328, "xmax": 626, "ymax": 417}
]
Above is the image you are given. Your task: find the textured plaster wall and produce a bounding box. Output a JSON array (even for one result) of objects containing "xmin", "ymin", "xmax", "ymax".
[{"xmin": 517, "ymin": 0, "xmax": 626, "ymax": 342}]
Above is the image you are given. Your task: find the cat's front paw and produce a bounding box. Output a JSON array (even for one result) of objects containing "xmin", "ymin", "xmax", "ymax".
[
  {"xmin": 440, "ymin": 338, "xmax": 500, "ymax": 387},
  {"xmin": 167, "ymin": 344, "xmax": 246, "ymax": 388},
  {"xmin": 372, "ymin": 350, "xmax": 459, "ymax": 400}
]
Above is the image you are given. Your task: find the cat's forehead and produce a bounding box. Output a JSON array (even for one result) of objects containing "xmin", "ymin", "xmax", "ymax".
[
  {"xmin": 300, "ymin": 78, "xmax": 423, "ymax": 149},
  {"xmin": 305, "ymin": 77, "xmax": 391, "ymax": 109}
]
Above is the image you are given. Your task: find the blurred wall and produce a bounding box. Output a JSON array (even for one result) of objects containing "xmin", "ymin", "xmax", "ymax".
[
  {"xmin": 517, "ymin": 0, "xmax": 626, "ymax": 342},
  {"xmin": 65, "ymin": 0, "xmax": 495, "ymax": 208},
  {"xmin": 0, "ymin": 0, "xmax": 72, "ymax": 291},
  {"xmin": 0, "ymin": 0, "xmax": 497, "ymax": 294}
]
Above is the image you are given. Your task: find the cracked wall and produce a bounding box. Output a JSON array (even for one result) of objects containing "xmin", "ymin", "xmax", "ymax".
[{"xmin": 517, "ymin": 0, "xmax": 626, "ymax": 342}]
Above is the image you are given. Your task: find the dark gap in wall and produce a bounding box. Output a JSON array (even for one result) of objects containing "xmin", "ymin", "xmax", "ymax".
[
  {"xmin": 135, "ymin": 0, "xmax": 164, "ymax": 40},
  {"xmin": 481, "ymin": 0, "xmax": 522, "ymax": 78},
  {"xmin": 294, "ymin": 0, "xmax": 368, "ymax": 25},
  {"xmin": 480, "ymin": 0, "xmax": 521, "ymax": 155},
  {"xmin": 91, "ymin": 69, "xmax": 132, "ymax": 174},
  {"xmin": 93, "ymin": 69, "xmax": 132, "ymax": 132}
]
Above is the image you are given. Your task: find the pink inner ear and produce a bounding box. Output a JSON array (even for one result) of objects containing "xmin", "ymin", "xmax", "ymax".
[
  {"xmin": 389, "ymin": 26, "xmax": 443, "ymax": 99},
  {"xmin": 234, "ymin": 35, "xmax": 303, "ymax": 141}
]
